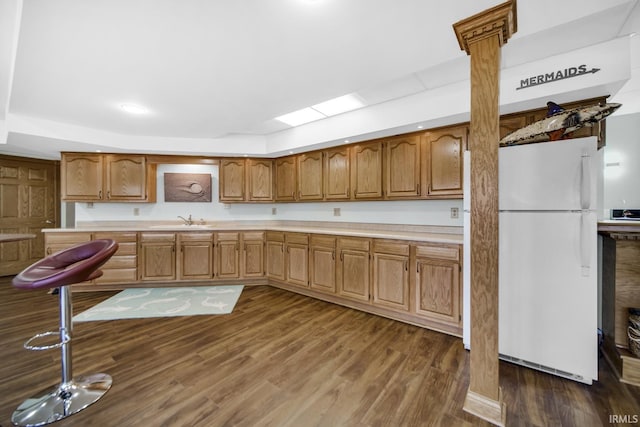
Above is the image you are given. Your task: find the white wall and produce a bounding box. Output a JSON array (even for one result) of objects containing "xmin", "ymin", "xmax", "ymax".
[
  {"xmin": 603, "ymin": 113, "xmax": 640, "ymax": 212},
  {"xmin": 75, "ymin": 163, "xmax": 463, "ymax": 227}
]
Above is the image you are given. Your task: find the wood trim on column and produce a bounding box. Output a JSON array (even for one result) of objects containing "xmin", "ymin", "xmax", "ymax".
[{"xmin": 453, "ymin": 2, "xmax": 516, "ymax": 426}]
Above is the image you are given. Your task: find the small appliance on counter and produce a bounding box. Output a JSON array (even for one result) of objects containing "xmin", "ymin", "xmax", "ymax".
[{"xmin": 611, "ymin": 209, "xmax": 640, "ymax": 220}]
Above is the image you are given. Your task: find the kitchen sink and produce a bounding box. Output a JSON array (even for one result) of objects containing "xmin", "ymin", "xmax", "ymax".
[{"xmin": 147, "ymin": 224, "xmax": 215, "ymax": 229}]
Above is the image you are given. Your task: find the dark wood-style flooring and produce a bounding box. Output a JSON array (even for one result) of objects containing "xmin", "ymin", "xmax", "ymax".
[{"xmin": 1, "ymin": 278, "xmax": 639, "ymax": 426}]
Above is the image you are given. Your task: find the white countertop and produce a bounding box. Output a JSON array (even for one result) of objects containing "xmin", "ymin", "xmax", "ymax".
[{"xmin": 43, "ymin": 221, "xmax": 463, "ymax": 244}]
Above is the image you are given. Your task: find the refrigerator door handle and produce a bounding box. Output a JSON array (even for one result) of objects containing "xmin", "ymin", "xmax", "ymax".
[
  {"xmin": 581, "ymin": 151, "xmax": 591, "ymax": 210},
  {"xmin": 580, "ymin": 212, "xmax": 590, "ymax": 277}
]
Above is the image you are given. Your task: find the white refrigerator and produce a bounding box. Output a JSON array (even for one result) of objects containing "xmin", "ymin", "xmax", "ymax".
[{"xmin": 463, "ymin": 136, "xmax": 600, "ymax": 384}]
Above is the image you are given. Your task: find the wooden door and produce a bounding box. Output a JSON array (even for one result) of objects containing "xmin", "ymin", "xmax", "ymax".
[
  {"xmin": 219, "ymin": 159, "xmax": 246, "ymax": 202},
  {"xmin": 297, "ymin": 151, "xmax": 323, "ymax": 200},
  {"xmin": 337, "ymin": 237, "xmax": 370, "ymax": 302},
  {"xmin": 140, "ymin": 233, "xmax": 176, "ymax": 281},
  {"xmin": 266, "ymin": 232, "xmax": 285, "ymax": 281},
  {"xmin": 351, "ymin": 142, "xmax": 382, "ymax": 199},
  {"xmin": 324, "ymin": 147, "xmax": 350, "ymax": 200},
  {"xmin": 0, "ymin": 155, "xmax": 58, "ymax": 276},
  {"xmin": 105, "ymin": 155, "xmax": 147, "ymax": 201},
  {"xmin": 242, "ymin": 232, "xmax": 264, "ymax": 278},
  {"xmin": 178, "ymin": 233, "xmax": 213, "ymax": 280},
  {"xmin": 275, "ymin": 156, "xmax": 297, "ymax": 202},
  {"xmin": 372, "ymin": 241, "xmax": 410, "ymax": 311},
  {"xmin": 247, "ymin": 159, "xmax": 273, "ymax": 201},
  {"xmin": 309, "ymin": 235, "xmax": 336, "ymax": 294},
  {"xmin": 423, "ymin": 126, "xmax": 466, "ymax": 197},
  {"xmin": 385, "ymin": 136, "xmax": 420, "ymax": 198},
  {"xmin": 61, "ymin": 152, "xmax": 103, "ymax": 200},
  {"xmin": 216, "ymin": 232, "xmax": 240, "ymax": 279}
]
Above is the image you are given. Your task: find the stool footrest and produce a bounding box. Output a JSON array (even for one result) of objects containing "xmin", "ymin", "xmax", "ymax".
[{"xmin": 24, "ymin": 329, "xmax": 71, "ymax": 351}]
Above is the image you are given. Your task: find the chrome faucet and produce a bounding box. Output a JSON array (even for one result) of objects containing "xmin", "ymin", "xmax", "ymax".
[{"xmin": 178, "ymin": 214, "xmax": 193, "ymax": 226}]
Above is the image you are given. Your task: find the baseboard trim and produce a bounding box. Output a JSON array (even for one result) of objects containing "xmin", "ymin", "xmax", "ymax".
[{"xmin": 463, "ymin": 387, "xmax": 506, "ymax": 427}]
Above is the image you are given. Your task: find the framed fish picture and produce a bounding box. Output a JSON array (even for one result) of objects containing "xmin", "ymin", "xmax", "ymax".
[{"xmin": 164, "ymin": 173, "xmax": 212, "ymax": 202}]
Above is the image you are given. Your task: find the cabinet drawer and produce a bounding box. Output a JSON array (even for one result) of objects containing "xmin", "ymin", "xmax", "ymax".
[
  {"xmin": 243, "ymin": 231, "xmax": 265, "ymax": 241},
  {"xmin": 46, "ymin": 233, "xmax": 92, "ymax": 245},
  {"xmin": 266, "ymin": 231, "xmax": 285, "ymax": 242},
  {"xmin": 373, "ymin": 240, "xmax": 410, "ymax": 256},
  {"xmin": 338, "ymin": 237, "xmax": 370, "ymax": 252},
  {"xmin": 114, "ymin": 242, "xmax": 137, "ymax": 256},
  {"xmin": 311, "ymin": 235, "xmax": 336, "ymax": 248},
  {"xmin": 94, "ymin": 232, "xmax": 137, "ymax": 242},
  {"xmin": 95, "ymin": 268, "xmax": 138, "ymax": 284},
  {"xmin": 140, "ymin": 232, "xmax": 176, "ymax": 242},
  {"xmin": 103, "ymin": 255, "xmax": 137, "ymax": 269},
  {"xmin": 216, "ymin": 232, "xmax": 239, "ymax": 241},
  {"xmin": 286, "ymin": 232, "xmax": 309, "ymax": 245},
  {"xmin": 415, "ymin": 244, "xmax": 460, "ymax": 261},
  {"xmin": 178, "ymin": 232, "xmax": 214, "ymax": 242}
]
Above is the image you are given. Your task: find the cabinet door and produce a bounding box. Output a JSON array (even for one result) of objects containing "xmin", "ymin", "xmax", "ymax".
[
  {"xmin": 372, "ymin": 242, "xmax": 410, "ymax": 311},
  {"xmin": 275, "ymin": 156, "xmax": 297, "ymax": 201},
  {"xmin": 309, "ymin": 237, "xmax": 336, "ymax": 294},
  {"xmin": 242, "ymin": 232, "xmax": 264, "ymax": 278},
  {"xmin": 105, "ymin": 155, "xmax": 147, "ymax": 201},
  {"xmin": 61, "ymin": 153, "xmax": 103, "ymax": 200},
  {"xmin": 351, "ymin": 142, "xmax": 383, "ymax": 199},
  {"xmin": 415, "ymin": 258, "xmax": 460, "ymax": 326},
  {"xmin": 140, "ymin": 233, "xmax": 176, "ymax": 281},
  {"xmin": 385, "ymin": 136, "xmax": 420, "ymax": 198},
  {"xmin": 286, "ymin": 242, "xmax": 309, "ymax": 287},
  {"xmin": 219, "ymin": 159, "xmax": 246, "ymax": 202},
  {"xmin": 337, "ymin": 238, "xmax": 371, "ymax": 302},
  {"xmin": 247, "ymin": 159, "xmax": 273, "ymax": 201},
  {"xmin": 423, "ymin": 126, "xmax": 465, "ymax": 197},
  {"xmin": 297, "ymin": 152, "xmax": 324, "ymax": 201},
  {"xmin": 178, "ymin": 233, "xmax": 214, "ymax": 280},
  {"xmin": 216, "ymin": 232, "xmax": 240, "ymax": 279},
  {"xmin": 266, "ymin": 239, "xmax": 285, "ymax": 281},
  {"xmin": 324, "ymin": 147, "xmax": 350, "ymax": 200}
]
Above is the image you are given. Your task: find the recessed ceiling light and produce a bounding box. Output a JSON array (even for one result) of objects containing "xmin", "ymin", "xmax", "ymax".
[
  {"xmin": 275, "ymin": 108, "xmax": 326, "ymax": 127},
  {"xmin": 312, "ymin": 94, "xmax": 364, "ymax": 116},
  {"xmin": 120, "ymin": 103, "xmax": 149, "ymax": 115}
]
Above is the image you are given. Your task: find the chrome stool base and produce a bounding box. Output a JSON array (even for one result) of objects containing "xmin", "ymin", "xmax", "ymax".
[{"xmin": 11, "ymin": 373, "xmax": 112, "ymax": 427}]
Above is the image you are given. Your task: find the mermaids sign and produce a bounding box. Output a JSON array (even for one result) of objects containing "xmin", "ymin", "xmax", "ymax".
[
  {"xmin": 517, "ymin": 65, "xmax": 600, "ymax": 90},
  {"xmin": 500, "ymin": 101, "xmax": 621, "ymax": 147}
]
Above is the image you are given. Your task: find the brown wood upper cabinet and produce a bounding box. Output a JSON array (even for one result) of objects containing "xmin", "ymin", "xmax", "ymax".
[
  {"xmin": 219, "ymin": 158, "xmax": 274, "ymax": 202},
  {"xmin": 351, "ymin": 141, "xmax": 383, "ymax": 199},
  {"xmin": 297, "ymin": 151, "xmax": 324, "ymax": 201},
  {"xmin": 275, "ymin": 156, "xmax": 297, "ymax": 202},
  {"xmin": 384, "ymin": 135, "xmax": 421, "ymax": 199},
  {"xmin": 422, "ymin": 126, "xmax": 466, "ymax": 198},
  {"xmin": 61, "ymin": 153, "xmax": 155, "ymax": 202},
  {"xmin": 324, "ymin": 146, "xmax": 350, "ymax": 200}
]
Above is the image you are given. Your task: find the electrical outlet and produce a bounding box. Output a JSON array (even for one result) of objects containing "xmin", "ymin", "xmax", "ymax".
[
  {"xmin": 333, "ymin": 207, "xmax": 341, "ymax": 217},
  {"xmin": 86, "ymin": 202, "xmax": 94, "ymax": 209},
  {"xmin": 451, "ymin": 207, "xmax": 459, "ymax": 219},
  {"xmin": 272, "ymin": 207, "xmax": 277, "ymax": 215},
  {"xmin": 133, "ymin": 207, "xmax": 140, "ymax": 216}
]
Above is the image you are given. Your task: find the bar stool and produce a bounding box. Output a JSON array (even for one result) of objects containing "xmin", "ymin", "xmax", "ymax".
[{"xmin": 11, "ymin": 239, "xmax": 118, "ymax": 427}]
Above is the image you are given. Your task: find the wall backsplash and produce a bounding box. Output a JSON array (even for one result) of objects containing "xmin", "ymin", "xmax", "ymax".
[{"xmin": 73, "ymin": 163, "xmax": 464, "ymax": 227}]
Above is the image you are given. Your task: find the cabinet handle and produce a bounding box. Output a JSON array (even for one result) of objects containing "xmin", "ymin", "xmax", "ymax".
[
  {"xmin": 340, "ymin": 252, "xmax": 343, "ymax": 261},
  {"xmin": 417, "ymin": 263, "xmax": 420, "ymax": 273},
  {"xmin": 98, "ymin": 190, "xmax": 103, "ymax": 199},
  {"xmin": 332, "ymin": 251, "xmax": 335, "ymax": 260},
  {"xmin": 405, "ymin": 260, "xmax": 408, "ymax": 271},
  {"xmin": 46, "ymin": 247, "xmax": 51, "ymax": 255},
  {"xmin": 235, "ymin": 244, "xmax": 239, "ymax": 251},
  {"xmin": 244, "ymin": 244, "xmax": 247, "ymax": 251},
  {"xmin": 107, "ymin": 190, "xmax": 111, "ymax": 199},
  {"xmin": 416, "ymin": 183, "xmax": 420, "ymax": 194}
]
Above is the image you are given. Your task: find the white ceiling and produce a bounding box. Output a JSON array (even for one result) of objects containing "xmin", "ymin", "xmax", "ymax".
[{"xmin": 0, "ymin": 0, "xmax": 638, "ymax": 160}]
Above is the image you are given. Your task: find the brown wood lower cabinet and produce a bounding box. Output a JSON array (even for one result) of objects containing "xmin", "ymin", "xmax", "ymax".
[
  {"xmin": 266, "ymin": 231, "xmax": 285, "ymax": 281},
  {"xmin": 337, "ymin": 237, "xmax": 371, "ymax": 302},
  {"xmin": 215, "ymin": 232, "xmax": 240, "ymax": 279},
  {"xmin": 414, "ymin": 243, "xmax": 461, "ymax": 328},
  {"xmin": 93, "ymin": 232, "xmax": 138, "ymax": 285},
  {"xmin": 309, "ymin": 235, "xmax": 336, "ymax": 294},
  {"xmin": 178, "ymin": 232, "xmax": 214, "ymax": 280},
  {"xmin": 242, "ymin": 232, "xmax": 265, "ymax": 278},
  {"xmin": 140, "ymin": 232, "xmax": 176, "ymax": 281},
  {"xmin": 372, "ymin": 240, "xmax": 410, "ymax": 312},
  {"xmin": 285, "ymin": 233, "xmax": 309, "ymax": 287}
]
